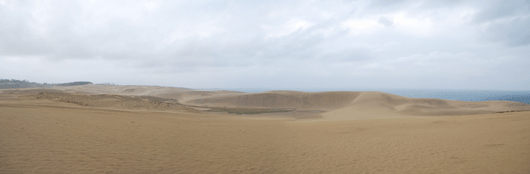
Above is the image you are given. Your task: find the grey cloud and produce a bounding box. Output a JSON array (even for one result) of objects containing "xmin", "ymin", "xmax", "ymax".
[
  {"xmin": 368, "ymin": 0, "xmax": 407, "ymax": 8},
  {"xmin": 378, "ymin": 16, "xmax": 393, "ymax": 27},
  {"xmin": 470, "ymin": 0, "xmax": 530, "ymax": 46},
  {"xmin": 483, "ymin": 16, "xmax": 530, "ymax": 46},
  {"xmin": 472, "ymin": 0, "xmax": 530, "ymax": 23}
]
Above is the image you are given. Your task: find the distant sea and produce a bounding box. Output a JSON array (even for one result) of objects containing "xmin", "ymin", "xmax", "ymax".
[{"xmin": 208, "ymin": 88, "xmax": 530, "ymax": 104}]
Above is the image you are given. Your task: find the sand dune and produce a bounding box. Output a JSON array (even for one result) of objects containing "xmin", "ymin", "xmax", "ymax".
[
  {"xmin": 1, "ymin": 90, "xmax": 530, "ymax": 173},
  {"xmin": 52, "ymin": 84, "xmax": 190, "ymax": 96},
  {"xmin": 4, "ymin": 89, "xmax": 199, "ymax": 113},
  {"xmin": 185, "ymin": 91, "xmax": 361, "ymax": 111},
  {"xmin": 185, "ymin": 90, "xmax": 530, "ymax": 119},
  {"xmin": 52, "ymin": 84, "xmax": 245, "ymax": 103},
  {"xmin": 4, "ymin": 86, "xmax": 530, "ymax": 119}
]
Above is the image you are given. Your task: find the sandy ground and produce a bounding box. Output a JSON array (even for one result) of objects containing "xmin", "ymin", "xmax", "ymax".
[{"xmin": 1, "ymin": 87, "xmax": 530, "ymax": 173}]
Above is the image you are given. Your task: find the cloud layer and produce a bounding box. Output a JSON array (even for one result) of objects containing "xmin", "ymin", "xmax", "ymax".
[{"xmin": 1, "ymin": 0, "xmax": 529, "ymax": 90}]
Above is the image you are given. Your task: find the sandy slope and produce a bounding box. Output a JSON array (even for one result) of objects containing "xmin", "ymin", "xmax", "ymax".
[
  {"xmin": 323, "ymin": 91, "xmax": 530, "ymax": 120},
  {"xmin": 3, "ymin": 89, "xmax": 198, "ymax": 113},
  {"xmin": 184, "ymin": 90, "xmax": 530, "ymax": 119},
  {"xmin": 1, "ymin": 94, "xmax": 530, "ymax": 173},
  {"xmin": 185, "ymin": 90, "xmax": 362, "ymax": 111},
  {"xmin": 2, "ymin": 86, "xmax": 530, "ymax": 173},
  {"xmin": 52, "ymin": 84, "xmax": 244, "ymax": 103}
]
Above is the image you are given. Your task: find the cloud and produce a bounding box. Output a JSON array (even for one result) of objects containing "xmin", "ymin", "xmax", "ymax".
[
  {"xmin": 0, "ymin": 0, "xmax": 528, "ymax": 90},
  {"xmin": 482, "ymin": 16, "xmax": 530, "ymax": 46},
  {"xmin": 471, "ymin": 0, "xmax": 530, "ymax": 46},
  {"xmin": 378, "ymin": 16, "xmax": 394, "ymax": 27}
]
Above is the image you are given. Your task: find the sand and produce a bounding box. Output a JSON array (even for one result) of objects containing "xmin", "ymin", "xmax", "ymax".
[{"xmin": 1, "ymin": 86, "xmax": 530, "ymax": 173}]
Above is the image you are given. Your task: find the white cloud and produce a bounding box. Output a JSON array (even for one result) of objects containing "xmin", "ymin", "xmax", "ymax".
[
  {"xmin": 342, "ymin": 18, "xmax": 383, "ymax": 35},
  {"xmin": 265, "ymin": 19, "xmax": 315, "ymax": 38},
  {"xmin": 392, "ymin": 12, "xmax": 434, "ymax": 36}
]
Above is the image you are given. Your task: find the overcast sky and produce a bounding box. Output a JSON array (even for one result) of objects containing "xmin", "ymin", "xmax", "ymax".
[{"xmin": 1, "ymin": 0, "xmax": 529, "ymax": 90}]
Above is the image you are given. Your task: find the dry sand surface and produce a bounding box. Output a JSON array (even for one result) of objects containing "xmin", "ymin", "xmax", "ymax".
[{"xmin": 1, "ymin": 86, "xmax": 530, "ymax": 173}]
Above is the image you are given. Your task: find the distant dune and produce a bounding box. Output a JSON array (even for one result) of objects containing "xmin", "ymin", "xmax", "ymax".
[
  {"xmin": 185, "ymin": 91, "xmax": 362, "ymax": 111},
  {"xmin": 184, "ymin": 90, "xmax": 530, "ymax": 118},
  {"xmin": 51, "ymin": 84, "xmax": 244, "ymax": 103},
  {"xmin": 3, "ymin": 84, "xmax": 529, "ymax": 119}
]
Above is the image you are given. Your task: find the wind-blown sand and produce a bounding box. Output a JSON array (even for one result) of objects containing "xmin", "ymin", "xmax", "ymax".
[{"xmin": 1, "ymin": 85, "xmax": 530, "ymax": 173}]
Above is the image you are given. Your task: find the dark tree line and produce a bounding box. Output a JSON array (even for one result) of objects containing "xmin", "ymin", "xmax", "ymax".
[{"xmin": 0, "ymin": 79, "xmax": 92, "ymax": 89}]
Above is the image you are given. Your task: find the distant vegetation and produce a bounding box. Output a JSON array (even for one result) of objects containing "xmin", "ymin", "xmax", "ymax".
[{"xmin": 0, "ymin": 79, "xmax": 92, "ymax": 89}]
